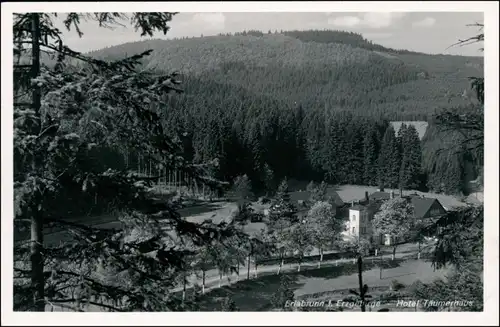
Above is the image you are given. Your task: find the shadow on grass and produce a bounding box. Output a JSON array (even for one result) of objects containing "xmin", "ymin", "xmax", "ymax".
[
  {"xmin": 297, "ymin": 257, "xmax": 405, "ymax": 279},
  {"xmin": 178, "ymin": 202, "xmax": 225, "ymax": 218},
  {"xmin": 192, "ymin": 257, "xmax": 406, "ymax": 311},
  {"xmin": 193, "ymin": 272, "xmax": 306, "ymax": 311}
]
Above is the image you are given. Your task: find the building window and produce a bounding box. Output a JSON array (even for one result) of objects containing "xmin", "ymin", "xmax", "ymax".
[
  {"xmin": 352, "ymin": 227, "xmax": 356, "ymax": 234},
  {"xmin": 352, "ymin": 215, "xmax": 356, "ymax": 222}
]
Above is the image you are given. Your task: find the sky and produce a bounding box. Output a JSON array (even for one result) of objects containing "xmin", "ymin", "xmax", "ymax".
[{"xmin": 52, "ymin": 12, "xmax": 485, "ymax": 56}]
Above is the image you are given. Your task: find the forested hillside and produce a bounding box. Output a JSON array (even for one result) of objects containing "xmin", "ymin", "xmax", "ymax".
[
  {"xmin": 68, "ymin": 29, "xmax": 483, "ymax": 195},
  {"xmin": 87, "ymin": 30, "xmax": 482, "ymax": 118}
]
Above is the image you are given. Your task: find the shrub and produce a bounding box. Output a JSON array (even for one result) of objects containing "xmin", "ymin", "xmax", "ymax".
[
  {"xmin": 220, "ymin": 297, "xmax": 239, "ymax": 311},
  {"xmin": 391, "ymin": 279, "xmax": 406, "ymax": 291}
]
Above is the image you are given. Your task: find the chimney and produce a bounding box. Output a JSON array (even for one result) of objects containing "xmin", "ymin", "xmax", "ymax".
[
  {"xmin": 351, "ymin": 200, "xmax": 354, "ymax": 207},
  {"xmin": 365, "ymin": 191, "xmax": 369, "ymax": 202},
  {"xmin": 390, "ymin": 191, "xmax": 395, "ymax": 199}
]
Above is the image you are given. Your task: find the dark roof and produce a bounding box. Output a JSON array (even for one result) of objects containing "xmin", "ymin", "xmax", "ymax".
[
  {"xmin": 327, "ymin": 190, "xmax": 345, "ymax": 207},
  {"xmin": 411, "ymin": 197, "xmax": 443, "ymax": 218},
  {"xmin": 289, "ymin": 191, "xmax": 310, "ymax": 202},
  {"xmin": 289, "ymin": 190, "xmax": 345, "ymax": 207},
  {"xmin": 369, "ymin": 192, "xmax": 392, "ymax": 201},
  {"xmin": 348, "ymin": 189, "xmax": 444, "ymax": 218}
]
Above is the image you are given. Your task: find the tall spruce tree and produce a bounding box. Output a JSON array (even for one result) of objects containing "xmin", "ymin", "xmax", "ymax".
[
  {"xmin": 399, "ymin": 125, "xmax": 423, "ymax": 190},
  {"xmin": 13, "ymin": 12, "xmax": 245, "ymax": 312},
  {"xmin": 377, "ymin": 125, "xmax": 400, "ymax": 189},
  {"xmin": 363, "ymin": 124, "xmax": 380, "ymax": 186},
  {"xmin": 345, "ymin": 120, "xmax": 364, "ymax": 184}
]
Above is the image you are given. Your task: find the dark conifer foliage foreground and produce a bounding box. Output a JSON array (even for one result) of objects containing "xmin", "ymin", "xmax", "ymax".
[{"xmin": 13, "ymin": 12, "xmax": 249, "ymax": 312}]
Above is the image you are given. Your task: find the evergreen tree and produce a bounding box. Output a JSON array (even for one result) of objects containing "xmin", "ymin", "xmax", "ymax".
[
  {"xmin": 231, "ymin": 174, "xmax": 253, "ymax": 203},
  {"xmin": 275, "ymin": 178, "xmax": 291, "ymax": 203},
  {"xmin": 270, "ymin": 274, "xmax": 295, "ymax": 311},
  {"xmin": 397, "ymin": 123, "xmax": 408, "ymax": 148},
  {"xmin": 345, "ymin": 120, "xmax": 364, "ymax": 184},
  {"xmin": 310, "ymin": 180, "xmax": 328, "ymax": 203},
  {"xmin": 399, "ymin": 125, "xmax": 423, "ymax": 190},
  {"xmin": 363, "ymin": 124, "xmax": 380, "ymax": 186},
  {"xmin": 306, "ymin": 180, "xmax": 316, "ymax": 193},
  {"xmin": 13, "ymin": 12, "xmax": 245, "ymax": 312},
  {"xmin": 377, "ymin": 125, "xmax": 400, "ymax": 189},
  {"xmin": 268, "ymin": 179, "xmax": 296, "ymax": 223},
  {"xmin": 442, "ymin": 152, "xmax": 465, "ymax": 195},
  {"xmin": 220, "ymin": 297, "xmax": 239, "ymax": 311},
  {"xmin": 262, "ymin": 163, "xmax": 276, "ymax": 196}
]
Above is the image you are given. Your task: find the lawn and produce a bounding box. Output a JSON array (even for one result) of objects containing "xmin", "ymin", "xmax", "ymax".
[{"xmin": 193, "ymin": 256, "xmax": 449, "ymax": 311}]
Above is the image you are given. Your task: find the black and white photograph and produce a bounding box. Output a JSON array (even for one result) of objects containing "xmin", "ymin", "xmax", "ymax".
[{"xmin": 1, "ymin": 1, "xmax": 498, "ymax": 326}]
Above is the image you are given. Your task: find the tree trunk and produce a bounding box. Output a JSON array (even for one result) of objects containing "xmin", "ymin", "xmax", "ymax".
[
  {"xmin": 392, "ymin": 245, "xmax": 396, "ymax": 261},
  {"xmin": 277, "ymin": 254, "xmax": 283, "ymax": 275},
  {"xmin": 247, "ymin": 255, "xmax": 251, "ymax": 280},
  {"xmin": 157, "ymin": 163, "xmax": 160, "ymax": 185},
  {"xmin": 30, "ymin": 12, "xmax": 45, "ymax": 312},
  {"xmin": 417, "ymin": 241, "xmax": 421, "ymax": 260},
  {"xmin": 254, "ymin": 262, "xmax": 258, "ymax": 278},
  {"xmin": 182, "ymin": 274, "xmax": 187, "ymax": 302},
  {"xmin": 219, "ymin": 271, "xmax": 222, "ymax": 288},
  {"xmin": 236, "ymin": 261, "xmax": 240, "ymax": 282},
  {"xmin": 138, "ymin": 155, "xmax": 141, "ymax": 175},
  {"xmin": 31, "ymin": 209, "xmax": 44, "ymax": 311},
  {"xmin": 318, "ymin": 248, "xmax": 323, "ymax": 268},
  {"xmin": 202, "ymin": 270, "xmax": 206, "ymax": 294},
  {"xmin": 374, "ymin": 248, "xmax": 378, "ymax": 257},
  {"xmin": 357, "ymin": 256, "xmax": 366, "ymax": 312},
  {"xmin": 297, "ymin": 254, "xmax": 302, "ymax": 272},
  {"xmin": 379, "ymin": 255, "xmax": 383, "ymax": 279},
  {"xmin": 174, "ymin": 169, "xmax": 177, "ymax": 191}
]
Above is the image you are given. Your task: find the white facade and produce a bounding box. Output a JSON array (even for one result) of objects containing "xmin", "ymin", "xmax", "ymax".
[{"xmin": 342, "ymin": 207, "xmax": 372, "ymax": 241}]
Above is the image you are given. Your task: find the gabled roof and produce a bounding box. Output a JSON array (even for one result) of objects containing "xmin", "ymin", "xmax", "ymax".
[
  {"xmin": 289, "ymin": 191, "xmax": 310, "ymax": 202},
  {"xmin": 411, "ymin": 197, "xmax": 443, "ymax": 218},
  {"xmin": 288, "ymin": 189, "xmax": 345, "ymax": 207},
  {"xmin": 328, "ymin": 191, "xmax": 345, "ymax": 207}
]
